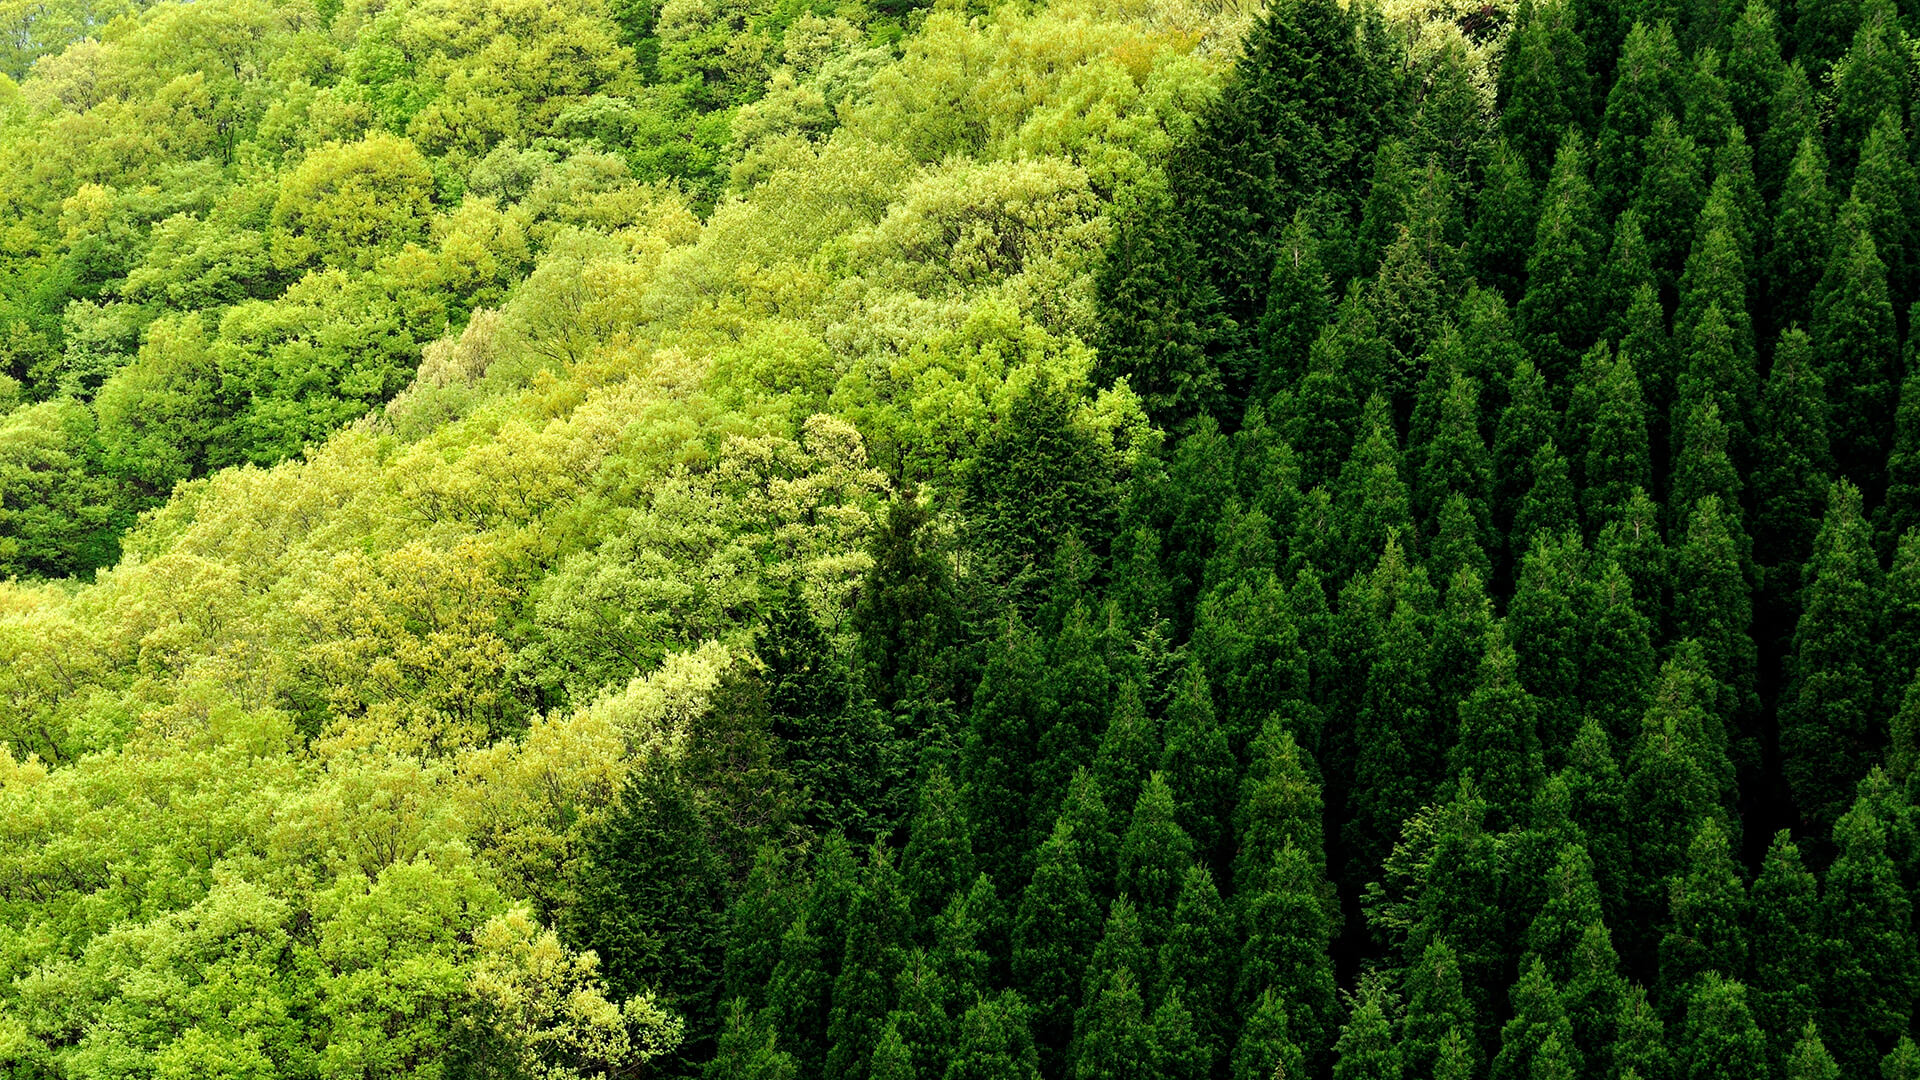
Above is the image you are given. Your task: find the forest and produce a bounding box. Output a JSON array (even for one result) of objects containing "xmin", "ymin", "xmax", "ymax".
[{"xmin": 0, "ymin": 0, "xmax": 1915, "ymax": 1070}]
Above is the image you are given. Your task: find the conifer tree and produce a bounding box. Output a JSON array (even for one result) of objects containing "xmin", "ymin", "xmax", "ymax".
[
  {"xmin": 1633, "ymin": 115, "xmax": 1706, "ymax": 296},
  {"xmin": 1669, "ymin": 398, "xmax": 1742, "ymax": 541},
  {"xmin": 1158, "ymin": 663, "xmax": 1234, "ymax": 863},
  {"xmin": 1527, "ymin": 843, "xmax": 1607, "ymax": 981},
  {"xmin": 1765, "ymin": 137, "xmax": 1834, "ymax": 331},
  {"xmin": 1884, "ymin": 1038, "xmax": 1920, "ymax": 1080},
  {"xmin": 1781, "ymin": 481, "xmax": 1882, "ymax": 829},
  {"xmin": 1013, "ymin": 820, "xmax": 1102, "ymax": 1065},
  {"xmin": 1035, "ymin": 605, "xmax": 1113, "ymax": 830},
  {"xmin": 1431, "ymin": 566, "xmax": 1496, "ymax": 730},
  {"xmin": 1595, "ymin": 488, "xmax": 1669, "ymax": 630},
  {"xmin": 1350, "ymin": 600, "xmax": 1436, "ymax": 873},
  {"xmin": 1657, "ymin": 817, "xmax": 1749, "ymax": 1007},
  {"xmin": 709, "ymin": 999, "xmax": 800, "ymax": 1080},
  {"xmin": 1791, "ymin": 0, "xmax": 1865, "ymax": 78},
  {"xmin": 1519, "ymin": 132, "xmax": 1604, "ymax": 383},
  {"xmin": 1094, "ymin": 682, "xmax": 1159, "ymax": 832},
  {"xmin": 1498, "ymin": 0, "xmax": 1594, "ymax": 175},
  {"xmin": 1758, "ymin": 61, "xmax": 1817, "ymax": 199},
  {"xmin": 1258, "ymin": 212, "xmax": 1334, "ymax": 398},
  {"xmin": 1159, "ymin": 864, "xmax": 1234, "ymax": 1067},
  {"xmin": 853, "ymin": 496, "xmax": 962, "ymax": 725},
  {"xmin": 1829, "ymin": 17, "xmax": 1912, "ymax": 186},
  {"xmin": 1564, "ymin": 717, "xmax": 1633, "ymax": 921},
  {"xmin": 1563, "ymin": 922, "xmax": 1629, "ymax": 1074},
  {"xmin": 1783, "ymin": 1023, "xmax": 1839, "ymax": 1080},
  {"xmin": 1582, "ymin": 354, "xmax": 1652, "ymax": 530},
  {"xmin": 1514, "ymin": 441, "xmax": 1580, "ymax": 555},
  {"xmin": 1418, "ymin": 373, "xmax": 1492, "ymax": 538},
  {"xmin": 726, "ymin": 846, "xmax": 801, "ymax": 1013},
  {"xmin": 947, "ymin": 993, "xmax": 1043, "ymax": 1080},
  {"xmin": 1610, "ymin": 985, "xmax": 1670, "ymax": 1080},
  {"xmin": 1509, "ymin": 532, "xmax": 1591, "ymax": 759},
  {"xmin": 1452, "ymin": 624, "xmax": 1546, "ymax": 828},
  {"xmin": 1492, "ymin": 958, "xmax": 1581, "ymax": 1080},
  {"xmin": 1884, "ymin": 364, "xmax": 1920, "ymax": 546},
  {"xmin": 1752, "ymin": 329, "xmax": 1832, "ymax": 576},
  {"xmin": 1724, "ymin": 0, "xmax": 1785, "ymax": 138},
  {"xmin": 1335, "ymin": 395, "xmax": 1417, "ymax": 578},
  {"xmin": 1820, "ymin": 793, "xmax": 1920, "ymax": 1075},
  {"xmin": 1845, "ymin": 108, "xmax": 1916, "ymax": 308},
  {"xmin": 964, "ymin": 621, "xmax": 1049, "ymax": 886},
  {"xmin": 1055, "ymin": 769, "xmax": 1119, "ymax": 907},
  {"xmin": 1473, "ymin": 138, "xmax": 1541, "ymax": 301},
  {"xmin": 1238, "ymin": 841, "xmax": 1339, "ymax": 1059},
  {"xmin": 1670, "ymin": 495, "xmax": 1757, "ymax": 726},
  {"xmin": 1596, "ymin": 22, "xmax": 1689, "ymax": 215},
  {"xmin": 1495, "ymin": 359, "xmax": 1560, "ymax": 540},
  {"xmin": 1680, "ymin": 975, "xmax": 1769, "ymax": 1080},
  {"xmin": 1404, "ymin": 940, "xmax": 1480, "ymax": 1080},
  {"xmin": 1334, "ymin": 979, "xmax": 1405, "ymax": 1080},
  {"xmin": 1075, "ymin": 899, "xmax": 1152, "ymax": 1072},
  {"xmin": 1091, "ymin": 176, "xmax": 1221, "ymax": 428},
  {"xmin": 1118, "ymin": 774, "xmax": 1196, "ymax": 947},
  {"xmin": 1811, "ymin": 200, "xmax": 1899, "ymax": 489},
  {"xmin": 769, "ymin": 838, "xmax": 860, "ymax": 1075},
  {"xmin": 1236, "ymin": 716, "xmax": 1327, "ymax": 893},
  {"xmin": 1742, "ymin": 833, "xmax": 1815, "ymax": 1063},
  {"xmin": 905, "ymin": 765, "xmax": 977, "ymax": 927},
  {"xmin": 1232, "ymin": 990, "xmax": 1306, "ymax": 1080},
  {"xmin": 1583, "ymin": 560, "xmax": 1656, "ymax": 743},
  {"xmin": 825, "ymin": 844, "xmax": 914, "ymax": 1080},
  {"xmin": 1150, "ymin": 989, "xmax": 1209, "ymax": 1080},
  {"xmin": 869, "ymin": 1016, "xmax": 915, "ymax": 1080}
]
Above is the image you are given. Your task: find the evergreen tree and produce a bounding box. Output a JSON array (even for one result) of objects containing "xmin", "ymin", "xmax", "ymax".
[
  {"xmin": 1783, "ymin": 1024, "xmax": 1839, "ymax": 1080},
  {"xmin": 1159, "ymin": 864, "xmax": 1234, "ymax": 1068},
  {"xmin": 1519, "ymin": 131, "xmax": 1604, "ymax": 383},
  {"xmin": 1495, "ymin": 359, "xmax": 1560, "ymax": 543},
  {"xmin": 1610, "ymin": 985, "xmax": 1671, "ymax": 1080},
  {"xmin": 1657, "ymin": 817, "xmax": 1749, "ymax": 1007},
  {"xmin": 1766, "ymin": 137, "xmax": 1834, "ymax": 332},
  {"xmin": 1527, "ymin": 842, "xmax": 1607, "ymax": 981},
  {"xmin": 1514, "ymin": 441, "xmax": 1580, "ymax": 555},
  {"xmin": 1498, "ymin": 0, "xmax": 1594, "ymax": 175},
  {"xmin": 1350, "ymin": 598, "xmax": 1436, "ymax": 874},
  {"xmin": 1238, "ymin": 840, "xmax": 1339, "ymax": 1060},
  {"xmin": 1884, "ymin": 361, "xmax": 1920, "ymax": 545},
  {"xmin": 1013, "ymin": 819, "xmax": 1102, "ymax": 1066},
  {"xmin": 1158, "ymin": 662, "xmax": 1235, "ymax": 863},
  {"xmin": 905, "ymin": 765, "xmax": 977, "ymax": 927},
  {"xmin": 946, "ymin": 993, "xmax": 1043, "ymax": 1080},
  {"xmin": 853, "ymin": 496, "xmax": 963, "ymax": 725},
  {"xmin": 1582, "ymin": 353, "xmax": 1652, "ymax": 530},
  {"xmin": 1670, "ymin": 495, "xmax": 1758, "ymax": 727},
  {"xmin": 1596, "ymin": 22, "xmax": 1690, "ymax": 215},
  {"xmin": 964, "ymin": 621, "xmax": 1049, "ymax": 886},
  {"xmin": 1811, "ymin": 200, "xmax": 1899, "ymax": 489},
  {"xmin": 1334, "ymin": 979, "xmax": 1404, "ymax": 1080},
  {"xmin": 1724, "ymin": 0, "xmax": 1786, "ymax": 138},
  {"xmin": 1884, "ymin": 1038, "xmax": 1920, "ymax": 1080},
  {"xmin": 1565, "ymin": 716, "xmax": 1633, "ymax": 922},
  {"xmin": 1473, "ymin": 138, "xmax": 1542, "ymax": 301},
  {"xmin": 1452, "ymin": 624, "xmax": 1546, "ymax": 828},
  {"xmin": 709, "ymin": 999, "xmax": 800, "ymax": 1080},
  {"xmin": 1680, "ymin": 976, "xmax": 1769, "ymax": 1080},
  {"xmin": 1633, "ymin": 115, "xmax": 1706, "ymax": 297},
  {"xmin": 1236, "ymin": 717, "xmax": 1327, "ymax": 893},
  {"xmin": 1821, "ymin": 793, "xmax": 1920, "ymax": 1075},
  {"xmin": 1595, "ymin": 488, "xmax": 1670, "ymax": 631},
  {"xmin": 1093, "ymin": 682, "xmax": 1160, "ymax": 833},
  {"xmin": 1150, "ymin": 988, "xmax": 1210, "ymax": 1080},
  {"xmin": 1417, "ymin": 373, "xmax": 1493, "ymax": 540},
  {"xmin": 1492, "ymin": 958, "xmax": 1581, "ymax": 1080},
  {"xmin": 1091, "ymin": 175, "xmax": 1221, "ymax": 427},
  {"xmin": 1781, "ymin": 481, "xmax": 1882, "ymax": 830},
  {"xmin": 1232, "ymin": 989, "xmax": 1306, "ymax": 1080},
  {"xmin": 1335, "ymin": 395, "xmax": 1418, "ymax": 578},
  {"xmin": 725, "ymin": 846, "xmax": 801, "ymax": 1013},
  {"xmin": 1073, "ymin": 945, "xmax": 1153, "ymax": 1080},
  {"xmin": 1404, "ymin": 939, "xmax": 1480, "ymax": 1080},
  {"xmin": 1758, "ymin": 62, "xmax": 1817, "ymax": 200},
  {"xmin": 1846, "ymin": 107, "xmax": 1917, "ymax": 309},
  {"xmin": 769, "ymin": 838, "xmax": 861, "ymax": 1075},
  {"xmin": 1584, "ymin": 559, "xmax": 1657, "ymax": 743},
  {"xmin": 1509, "ymin": 532, "xmax": 1591, "ymax": 760},
  {"xmin": 1742, "ymin": 830, "xmax": 1820, "ymax": 1057},
  {"xmin": 1752, "ymin": 329, "xmax": 1832, "ymax": 576},
  {"xmin": 1118, "ymin": 774, "xmax": 1196, "ymax": 947},
  {"xmin": 825, "ymin": 844, "xmax": 913, "ymax": 1080},
  {"xmin": 1258, "ymin": 212, "xmax": 1334, "ymax": 399}
]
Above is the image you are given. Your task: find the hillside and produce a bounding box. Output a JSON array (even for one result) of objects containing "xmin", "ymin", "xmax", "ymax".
[{"xmin": 0, "ymin": 0, "xmax": 1917, "ymax": 1073}]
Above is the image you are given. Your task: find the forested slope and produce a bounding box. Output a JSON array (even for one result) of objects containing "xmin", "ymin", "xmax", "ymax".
[{"xmin": 1, "ymin": 0, "xmax": 1919, "ymax": 1071}]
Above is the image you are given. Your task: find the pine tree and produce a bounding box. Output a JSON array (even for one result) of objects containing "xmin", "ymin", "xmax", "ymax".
[
  {"xmin": 1492, "ymin": 958, "xmax": 1581, "ymax": 1080},
  {"xmin": 1527, "ymin": 842, "xmax": 1607, "ymax": 981},
  {"xmin": 1509, "ymin": 532, "xmax": 1591, "ymax": 760},
  {"xmin": 1231, "ymin": 989, "xmax": 1306, "ymax": 1080},
  {"xmin": 905, "ymin": 765, "xmax": 977, "ymax": 927},
  {"xmin": 1404, "ymin": 940, "xmax": 1480, "ymax": 1080},
  {"xmin": 1595, "ymin": 488, "xmax": 1669, "ymax": 631},
  {"xmin": 1452, "ymin": 624, "xmax": 1546, "ymax": 828},
  {"xmin": 1417, "ymin": 373, "xmax": 1492, "ymax": 539},
  {"xmin": 1758, "ymin": 61, "xmax": 1817, "ymax": 200},
  {"xmin": 1680, "ymin": 975, "xmax": 1769, "ymax": 1080},
  {"xmin": 1498, "ymin": 0, "xmax": 1594, "ymax": 176},
  {"xmin": 1150, "ymin": 988, "xmax": 1210, "ymax": 1080},
  {"xmin": 1238, "ymin": 840, "xmax": 1339, "ymax": 1059},
  {"xmin": 1633, "ymin": 114, "xmax": 1706, "ymax": 297},
  {"xmin": 1093, "ymin": 682, "xmax": 1160, "ymax": 834},
  {"xmin": 1781, "ymin": 481, "xmax": 1882, "ymax": 830},
  {"xmin": 1657, "ymin": 817, "xmax": 1749, "ymax": 1007},
  {"xmin": 1118, "ymin": 774, "xmax": 1196, "ymax": 948},
  {"xmin": 1013, "ymin": 819, "xmax": 1102, "ymax": 1065},
  {"xmin": 1668, "ymin": 397, "xmax": 1742, "ymax": 542},
  {"xmin": 1600, "ymin": 209, "xmax": 1657, "ymax": 348},
  {"xmin": 709, "ymin": 999, "xmax": 800, "ymax": 1080},
  {"xmin": 1583, "ymin": 559, "xmax": 1657, "ymax": 743},
  {"xmin": 1747, "ymin": 832, "xmax": 1819, "ymax": 1058},
  {"xmin": 1495, "ymin": 359, "xmax": 1559, "ymax": 542},
  {"xmin": 1582, "ymin": 353, "xmax": 1652, "ymax": 530},
  {"xmin": 1519, "ymin": 131, "xmax": 1604, "ymax": 384},
  {"xmin": 1563, "ymin": 922, "xmax": 1629, "ymax": 1075},
  {"xmin": 1596, "ymin": 22, "xmax": 1690, "ymax": 215},
  {"xmin": 1752, "ymin": 329, "xmax": 1832, "ymax": 576},
  {"xmin": 1514, "ymin": 441, "xmax": 1580, "ymax": 555},
  {"xmin": 869, "ymin": 1017, "xmax": 915, "ymax": 1080},
  {"xmin": 1035, "ymin": 605, "xmax": 1114, "ymax": 831},
  {"xmin": 1236, "ymin": 716, "xmax": 1327, "ymax": 893},
  {"xmin": 1670, "ymin": 495, "xmax": 1758, "ymax": 727},
  {"xmin": 769, "ymin": 837, "xmax": 861, "ymax": 1075},
  {"xmin": 1158, "ymin": 662, "xmax": 1234, "ymax": 864},
  {"xmin": 1783, "ymin": 1023, "xmax": 1839, "ymax": 1080},
  {"xmin": 964, "ymin": 621, "xmax": 1049, "ymax": 886},
  {"xmin": 1334, "ymin": 979, "xmax": 1404, "ymax": 1080},
  {"xmin": 1846, "ymin": 107, "xmax": 1916, "ymax": 310},
  {"xmin": 1811, "ymin": 200, "xmax": 1899, "ymax": 489},
  {"xmin": 1610, "ymin": 985, "xmax": 1670, "ymax": 1080},
  {"xmin": 1159, "ymin": 864, "xmax": 1234, "ymax": 1068},
  {"xmin": 1766, "ymin": 137, "xmax": 1835, "ymax": 332},
  {"xmin": 825, "ymin": 844, "xmax": 913, "ymax": 1080},
  {"xmin": 569, "ymin": 751, "xmax": 727, "ymax": 1021},
  {"xmin": 1092, "ymin": 174, "xmax": 1223, "ymax": 428},
  {"xmin": 1820, "ymin": 793, "xmax": 1920, "ymax": 1075},
  {"xmin": 946, "ymin": 993, "xmax": 1043, "ymax": 1080},
  {"xmin": 1431, "ymin": 566, "xmax": 1496, "ymax": 732},
  {"xmin": 1334, "ymin": 395, "xmax": 1417, "ymax": 578},
  {"xmin": 1073, "ymin": 954, "xmax": 1154, "ymax": 1080},
  {"xmin": 853, "ymin": 496, "xmax": 962, "ymax": 725},
  {"xmin": 1725, "ymin": 0, "xmax": 1786, "ymax": 138},
  {"xmin": 1258, "ymin": 211, "xmax": 1334, "ymax": 399},
  {"xmin": 1883, "ymin": 1038, "xmax": 1920, "ymax": 1080},
  {"xmin": 1056, "ymin": 769, "xmax": 1119, "ymax": 908},
  {"xmin": 1885, "ymin": 359, "xmax": 1920, "ymax": 545},
  {"xmin": 1350, "ymin": 599, "xmax": 1436, "ymax": 874},
  {"xmin": 1565, "ymin": 716, "xmax": 1633, "ymax": 923},
  {"xmin": 1473, "ymin": 138, "xmax": 1541, "ymax": 301},
  {"xmin": 1829, "ymin": 15, "xmax": 1913, "ymax": 186}
]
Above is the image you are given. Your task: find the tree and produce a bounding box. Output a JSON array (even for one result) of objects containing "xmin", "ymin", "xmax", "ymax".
[
  {"xmin": 1238, "ymin": 841, "xmax": 1339, "ymax": 1060},
  {"xmin": 1236, "ymin": 717, "xmax": 1327, "ymax": 894},
  {"xmin": 1231, "ymin": 989, "xmax": 1305, "ymax": 1080},
  {"xmin": 1012, "ymin": 819, "xmax": 1101, "ymax": 1063},
  {"xmin": 1657, "ymin": 817, "xmax": 1748, "ymax": 1006},
  {"xmin": 1749, "ymin": 831, "xmax": 1820, "ymax": 1061},
  {"xmin": 1680, "ymin": 976, "xmax": 1769, "ymax": 1080},
  {"xmin": 1159, "ymin": 864, "xmax": 1234, "ymax": 1068},
  {"xmin": 904, "ymin": 765, "xmax": 977, "ymax": 927},
  {"xmin": 1452, "ymin": 624, "xmax": 1546, "ymax": 829},
  {"xmin": 1472, "ymin": 138, "xmax": 1540, "ymax": 301},
  {"xmin": 965, "ymin": 621, "xmax": 1049, "ymax": 883},
  {"xmin": 1258, "ymin": 211, "xmax": 1335, "ymax": 399},
  {"xmin": 1783, "ymin": 1024, "xmax": 1839, "ymax": 1080},
  {"xmin": 1491, "ymin": 958, "xmax": 1580, "ymax": 1080},
  {"xmin": 1150, "ymin": 988, "xmax": 1210, "ymax": 1080},
  {"xmin": 1597, "ymin": 22, "xmax": 1688, "ymax": 213},
  {"xmin": 825, "ymin": 844, "xmax": 913, "ymax": 1080},
  {"xmin": 1751, "ymin": 330, "xmax": 1832, "ymax": 576},
  {"xmin": 945, "ymin": 993, "xmax": 1042, "ymax": 1080},
  {"xmin": 1766, "ymin": 138, "xmax": 1835, "ymax": 331},
  {"xmin": 709, "ymin": 1000, "xmax": 799, "ymax": 1080},
  {"xmin": 1071, "ymin": 966, "xmax": 1154, "ymax": 1080},
  {"xmin": 1333, "ymin": 979, "xmax": 1404, "ymax": 1080},
  {"xmin": 1158, "ymin": 663, "xmax": 1235, "ymax": 863},
  {"xmin": 1811, "ymin": 201, "xmax": 1899, "ymax": 490},
  {"xmin": 1724, "ymin": 0, "xmax": 1786, "ymax": 138},
  {"xmin": 1403, "ymin": 940, "xmax": 1479, "ymax": 1080},
  {"xmin": 1498, "ymin": 0, "xmax": 1593, "ymax": 176},
  {"xmin": 1781, "ymin": 481, "xmax": 1882, "ymax": 830},
  {"xmin": 1091, "ymin": 174, "xmax": 1220, "ymax": 427},
  {"xmin": 1820, "ymin": 793, "xmax": 1920, "ymax": 1075},
  {"xmin": 852, "ymin": 496, "xmax": 961, "ymax": 724},
  {"xmin": 1518, "ymin": 131, "xmax": 1603, "ymax": 383},
  {"xmin": 1670, "ymin": 495, "xmax": 1757, "ymax": 727}
]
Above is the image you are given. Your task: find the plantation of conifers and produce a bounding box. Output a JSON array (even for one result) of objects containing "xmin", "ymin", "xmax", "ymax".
[{"xmin": 0, "ymin": 0, "xmax": 1917, "ymax": 1073}]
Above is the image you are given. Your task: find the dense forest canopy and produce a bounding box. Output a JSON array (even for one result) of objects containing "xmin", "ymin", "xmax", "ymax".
[{"xmin": 0, "ymin": 0, "xmax": 1918, "ymax": 1071}]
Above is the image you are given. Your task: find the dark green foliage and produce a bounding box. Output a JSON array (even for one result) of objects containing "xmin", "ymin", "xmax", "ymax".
[
  {"xmin": 1236, "ymin": 716, "xmax": 1327, "ymax": 892},
  {"xmin": 1725, "ymin": 0, "xmax": 1786, "ymax": 138},
  {"xmin": 1472, "ymin": 138, "xmax": 1541, "ymax": 301},
  {"xmin": 1820, "ymin": 792, "xmax": 1920, "ymax": 1075},
  {"xmin": 1680, "ymin": 976, "xmax": 1769, "ymax": 1080},
  {"xmin": 1784, "ymin": 1024, "xmax": 1839, "ymax": 1080},
  {"xmin": 1451, "ymin": 624, "xmax": 1545, "ymax": 828},
  {"xmin": 1237, "ymin": 840, "xmax": 1339, "ymax": 1059},
  {"xmin": 1781, "ymin": 481, "xmax": 1882, "ymax": 830},
  {"xmin": 1752, "ymin": 330, "xmax": 1832, "ymax": 574},
  {"xmin": 1072, "ymin": 945, "xmax": 1154, "ymax": 1080},
  {"xmin": 904, "ymin": 765, "xmax": 977, "ymax": 926},
  {"xmin": 1519, "ymin": 132, "xmax": 1604, "ymax": 383},
  {"xmin": 825, "ymin": 845, "xmax": 913, "ymax": 1080},
  {"xmin": 1231, "ymin": 989, "xmax": 1305, "ymax": 1080},
  {"xmin": 1656, "ymin": 817, "xmax": 1748, "ymax": 1008},
  {"xmin": 852, "ymin": 496, "xmax": 963, "ymax": 725},
  {"xmin": 1403, "ymin": 940, "xmax": 1479, "ymax": 1080},
  {"xmin": 1811, "ymin": 201, "xmax": 1900, "ymax": 489},
  {"xmin": 1159, "ymin": 865, "xmax": 1234, "ymax": 1066},
  {"xmin": 1766, "ymin": 137, "xmax": 1834, "ymax": 331},
  {"xmin": 708, "ymin": 999, "xmax": 799, "ymax": 1080},
  {"xmin": 1012, "ymin": 819, "xmax": 1102, "ymax": 1064},
  {"xmin": 946, "ymin": 993, "xmax": 1043, "ymax": 1080},
  {"xmin": 1499, "ymin": 0, "xmax": 1594, "ymax": 176},
  {"xmin": 1749, "ymin": 833, "xmax": 1820, "ymax": 1057},
  {"xmin": 1333, "ymin": 979, "xmax": 1403, "ymax": 1080},
  {"xmin": 1118, "ymin": 774, "xmax": 1196, "ymax": 945},
  {"xmin": 1491, "ymin": 958, "xmax": 1581, "ymax": 1080}
]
